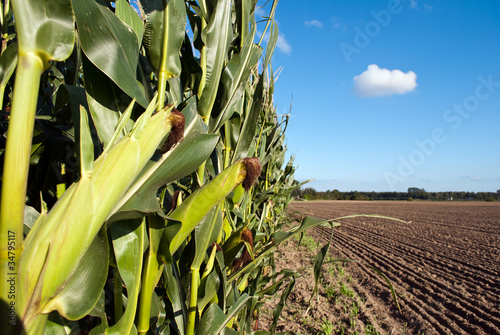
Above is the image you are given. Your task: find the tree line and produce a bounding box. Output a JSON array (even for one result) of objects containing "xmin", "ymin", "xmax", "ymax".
[{"xmin": 293, "ymin": 187, "xmax": 500, "ymax": 201}]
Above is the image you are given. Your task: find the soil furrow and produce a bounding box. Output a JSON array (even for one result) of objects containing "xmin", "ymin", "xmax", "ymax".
[
  {"xmin": 320, "ymin": 231, "xmax": 478, "ymax": 334},
  {"xmin": 321, "ymin": 229, "xmax": 500, "ymax": 335},
  {"xmin": 323, "ymin": 227, "xmax": 500, "ymax": 328},
  {"xmin": 338, "ymin": 223, "xmax": 500, "ymax": 288},
  {"xmin": 291, "ymin": 201, "xmax": 500, "ymax": 335}
]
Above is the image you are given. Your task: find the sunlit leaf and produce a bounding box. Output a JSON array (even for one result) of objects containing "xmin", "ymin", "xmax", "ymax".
[
  {"xmin": 43, "ymin": 228, "xmax": 109, "ymax": 320},
  {"xmin": 72, "ymin": 0, "xmax": 148, "ymax": 107},
  {"xmin": 11, "ymin": 0, "xmax": 75, "ymax": 66},
  {"xmin": 142, "ymin": 0, "xmax": 186, "ymax": 76},
  {"xmin": 164, "ymin": 263, "xmax": 187, "ymax": 335},
  {"xmin": 107, "ymin": 219, "xmax": 146, "ymax": 335},
  {"xmin": 82, "ymin": 51, "xmax": 133, "ymax": 148},
  {"xmin": 196, "ymin": 294, "xmax": 251, "ymax": 334},
  {"xmin": 210, "ymin": 16, "xmax": 262, "ymax": 132},
  {"xmin": 116, "ymin": 0, "xmax": 145, "ymax": 47},
  {"xmin": 232, "ymin": 78, "xmax": 264, "ymax": 161},
  {"xmin": 0, "ymin": 42, "xmax": 18, "ymax": 87},
  {"xmin": 197, "ymin": 0, "xmax": 232, "ymax": 119},
  {"xmin": 305, "ymin": 242, "xmax": 330, "ymax": 313}
]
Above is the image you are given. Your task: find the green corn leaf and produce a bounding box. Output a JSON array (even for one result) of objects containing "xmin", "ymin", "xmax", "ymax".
[
  {"xmin": 214, "ymin": 250, "xmax": 228, "ymax": 311},
  {"xmin": 45, "ymin": 313, "xmax": 80, "ymax": 335},
  {"xmin": 192, "ymin": 207, "xmax": 222, "ymax": 270},
  {"xmin": 197, "ymin": 0, "xmax": 232, "ymax": 120},
  {"xmin": 149, "ymin": 289, "xmax": 167, "ymax": 332},
  {"xmin": 210, "ymin": 17, "xmax": 262, "ymax": 132},
  {"xmin": 257, "ymin": 269, "xmax": 295, "ymax": 296},
  {"xmin": 79, "ymin": 105, "xmax": 94, "ymax": 177},
  {"xmin": 82, "ymin": 55, "xmax": 134, "ymax": 148},
  {"xmin": 57, "ymin": 85, "xmax": 93, "ymax": 148},
  {"xmin": 221, "ymin": 227, "xmax": 247, "ymax": 268},
  {"xmin": 234, "ymin": 0, "xmax": 250, "ymax": 46},
  {"xmin": 42, "ymin": 228, "xmax": 109, "ymax": 320},
  {"xmin": 107, "ymin": 219, "xmax": 146, "ymax": 335},
  {"xmin": 0, "ymin": 42, "xmax": 18, "ymax": 87},
  {"xmin": 89, "ymin": 291, "xmax": 109, "ymax": 335},
  {"xmin": 257, "ymin": 0, "xmax": 278, "ymax": 48},
  {"xmin": 305, "ymin": 242, "xmax": 330, "ymax": 313},
  {"xmin": 187, "ymin": 207, "xmax": 222, "ymax": 334},
  {"xmin": 197, "ymin": 269, "xmax": 220, "ymax": 314},
  {"xmin": 195, "ymin": 294, "xmax": 251, "ymax": 335},
  {"xmin": 11, "ymin": 0, "xmax": 75, "ymax": 67},
  {"xmin": 103, "ymin": 97, "xmax": 138, "ymax": 154},
  {"xmin": 270, "ymin": 216, "xmax": 338, "ymax": 245},
  {"xmin": 72, "ymin": 0, "xmax": 148, "ymax": 107},
  {"xmin": 142, "ymin": 0, "xmax": 186, "ymax": 76},
  {"xmin": 116, "ymin": 0, "xmax": 145, "ymax": 48},
  {"xmin": 111, "ymin": 129, "xmax": 218, "ymax": 221},
  {"xmin": 195, "ymin": 0, "xmax": 208, "ymax": 21},
  {"xmin": 262, "ymin": 14, "xmax": 278, "ymax": 71},
  {"xmin": 109, "ymin": 219, "xmax": 146, "ymax": 301},
  {"xmin": 164, "ymin": 263, "xmax": 187, "ymax": 335},
  {"xmin": 270, "ymin": 276, "xmax": 295, "ymax": 335},
  {"xmin": 232, "ymin": 77, "xmax": 264, "ymax": 162}
]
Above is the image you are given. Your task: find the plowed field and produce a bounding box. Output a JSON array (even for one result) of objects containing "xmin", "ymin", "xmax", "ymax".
[{"xmin": 289, "ymin": 200, "xmax": 500, "ymax": 335}]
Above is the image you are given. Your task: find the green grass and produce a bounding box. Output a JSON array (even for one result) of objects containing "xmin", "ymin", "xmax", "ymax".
[
  {"xmin": 338, "ymin": 264, "xmax": 346, "ymax": 276},
  {"xmin": 325, "ymin": 284, "xmax": 337, "ymax": 299},
  {"xmin": 350, "ymin": 318, "xmax": 356, "ymax": 328},
  {"xmin": 339, "ymin": 281, "xmax": 355, "ymax": 299},
  {"xmin": 321, "ymin": 317, "xmax": 335, "ymax": 335},
  {"xmin": 351, "ymin": 301, "xmax": 359, "ymax": 318},
  {"xmin": 365, "ymin": 322, "xmax": 381, "ymax": 335},
  {"xmin": 296, "ymin": 233, "xmax": 319, "ymax": 252}
]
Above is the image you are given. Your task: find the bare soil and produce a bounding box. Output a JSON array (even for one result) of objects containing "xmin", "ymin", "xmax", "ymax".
[{"xmin": 260, "ymin": 200, "xmax": 500, "ymax": 334}]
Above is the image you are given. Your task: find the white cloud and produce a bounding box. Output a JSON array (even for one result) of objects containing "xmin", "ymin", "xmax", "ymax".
[
  {"xmin": 257, "ymin": 30, "xmax": 292, "ymax": 55},
  {"xmin": 468, "ymin": 176, "xmax": 481, "ymax": 181},
  {"xmin": 409, "ymin": 1, "xmax": 433, "ymax": 11},
  {"xmin": 353, "ymin": 64, "xmax": 417, "ymax": 97},
  {"xmin": 277, "ymin": 34, "xmax": 292, "ymax": 54},
  {"xmin": 254, "ymin": 7, "xmax": 266, "ymax": 19},
  {"xmin": 304, "ymin": 19, "xmax": 323, "ymax": 28},
  {"xmin": 332, "ymin": 17, "xmax": 346, "ymax": 31}
]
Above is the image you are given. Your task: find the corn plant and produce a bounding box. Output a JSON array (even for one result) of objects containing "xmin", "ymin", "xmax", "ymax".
[{"xmin": 0, "ymin": 1, "xmax": 397, "ymax": 334}]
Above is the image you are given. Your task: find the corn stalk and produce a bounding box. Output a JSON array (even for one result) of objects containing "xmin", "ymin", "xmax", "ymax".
[{"xmin": 0, "ymin": 1, "xmax": 400, "ymax": 334}]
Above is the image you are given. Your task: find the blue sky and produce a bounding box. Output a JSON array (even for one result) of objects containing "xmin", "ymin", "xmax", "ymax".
[{"xmin": 259, "ymin": 0, "xmax": 500, "ymax": 192}]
